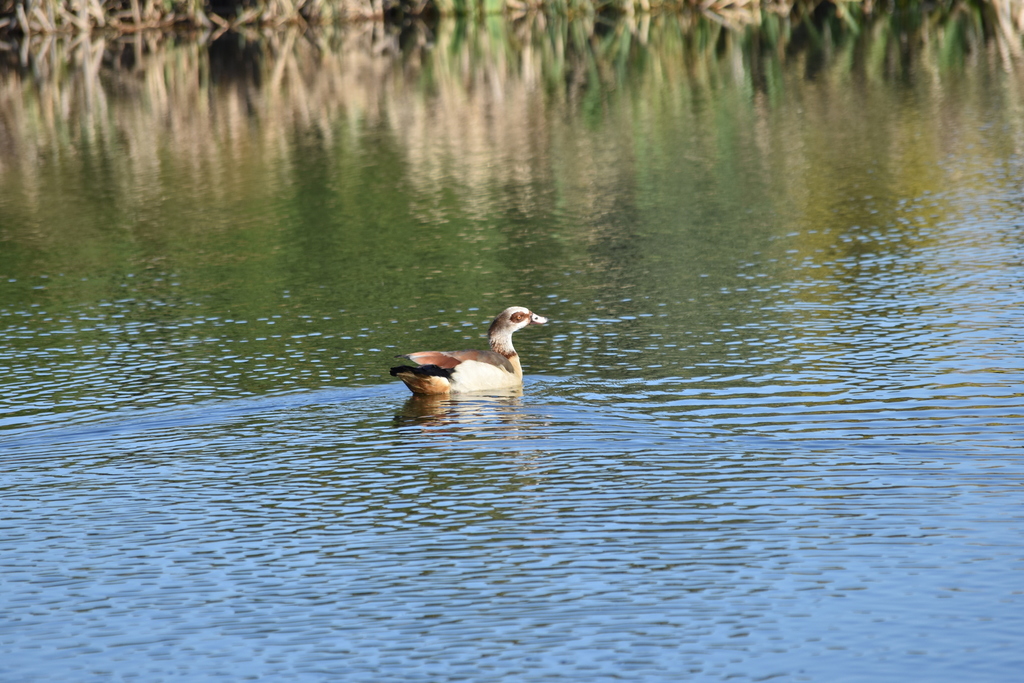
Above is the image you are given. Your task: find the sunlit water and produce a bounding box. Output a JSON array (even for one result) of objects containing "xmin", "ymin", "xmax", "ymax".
[{"xmin": 2, "ymin": 17, "xmax": 1024, "ymax": 682}]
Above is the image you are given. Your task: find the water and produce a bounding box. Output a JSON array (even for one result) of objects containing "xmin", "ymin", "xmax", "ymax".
[{"xmin": 2, "ymin": 15, "xmax": 1024, "ymax": 682}]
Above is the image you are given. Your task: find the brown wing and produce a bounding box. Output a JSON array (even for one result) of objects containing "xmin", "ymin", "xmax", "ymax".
[{"xmin": 401, "ymin": 350, "xmax": 515, "ymax": 374}]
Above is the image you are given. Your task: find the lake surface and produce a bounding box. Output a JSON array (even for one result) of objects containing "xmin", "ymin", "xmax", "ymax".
[{"xmin": 1, "ymin": 13, "xmax": 1023, "ymax": 682}]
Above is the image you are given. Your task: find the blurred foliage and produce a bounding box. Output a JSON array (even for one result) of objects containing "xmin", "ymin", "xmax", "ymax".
[{"xmin": 0, "ymin": 0, "xmax": 1022, "ymax": 36}]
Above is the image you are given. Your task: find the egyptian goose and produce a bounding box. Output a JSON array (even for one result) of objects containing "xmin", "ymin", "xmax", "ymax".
[{"xmin": 390, "ymin": 306, "xmax": 548, "ymax": 394}]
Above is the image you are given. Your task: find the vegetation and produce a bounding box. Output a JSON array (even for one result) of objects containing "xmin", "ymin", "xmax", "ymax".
[{"xmin": 0, "ymin": 0, "xmax": 1022, "ymax": 37}]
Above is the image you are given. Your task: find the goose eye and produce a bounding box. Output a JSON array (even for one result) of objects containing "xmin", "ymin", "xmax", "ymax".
[{"xmin": 510, "ymin": 312, "xmax": 529, "ymax": 323}]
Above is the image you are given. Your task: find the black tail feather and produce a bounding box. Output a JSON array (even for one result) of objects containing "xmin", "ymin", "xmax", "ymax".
[{"xmin": 390, "ymin": 364, "xmax": 454, "ymax": 379}]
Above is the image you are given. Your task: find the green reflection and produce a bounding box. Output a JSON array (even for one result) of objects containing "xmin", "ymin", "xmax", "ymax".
[{"xmin": 0, "ymin": 11, "xmax": 1021, "ymax": 404}]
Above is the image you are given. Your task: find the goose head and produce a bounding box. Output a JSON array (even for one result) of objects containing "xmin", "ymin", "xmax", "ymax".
[{"xmin": 488, "ymin": 306, "xmax": 547, "ymax": 357}]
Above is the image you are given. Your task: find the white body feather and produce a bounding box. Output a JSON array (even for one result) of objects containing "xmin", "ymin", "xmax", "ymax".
[{"xmin": 447, "ymin": 357, "xmax": 523, "ymax": 393}]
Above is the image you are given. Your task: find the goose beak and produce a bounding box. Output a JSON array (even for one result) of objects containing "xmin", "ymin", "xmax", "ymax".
[{"xmin": 530, "ymin": 313, "xmax": 548, "ymax": 325}]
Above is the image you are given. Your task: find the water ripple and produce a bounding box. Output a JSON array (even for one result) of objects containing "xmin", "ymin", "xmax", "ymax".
[{"xmin": 3, "ymin": 60, "xmax": 1024, "ymax": 683}]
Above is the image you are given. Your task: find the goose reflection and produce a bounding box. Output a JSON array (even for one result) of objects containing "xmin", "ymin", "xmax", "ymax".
[{"xmin": 393, "ymin": 387, "xmax": 527, "ymax": 433}]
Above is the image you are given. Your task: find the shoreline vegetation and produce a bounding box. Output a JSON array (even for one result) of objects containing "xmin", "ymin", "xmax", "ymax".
[
  {"xmin": 2, "ymin": 7, "xmax": 1021, "ymax": 287},
  {"xmin": 0, "ymin": 0, "xmax": 1022, "ymax": 37}
]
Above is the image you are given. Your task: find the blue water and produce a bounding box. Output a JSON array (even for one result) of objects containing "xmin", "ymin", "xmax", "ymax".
[{"xmin": 3, "ymin": 301, "xmax": 1022, "ymax": 682}]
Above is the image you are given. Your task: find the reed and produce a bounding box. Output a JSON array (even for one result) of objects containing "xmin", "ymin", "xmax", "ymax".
[
  {"xmin": 0, "ymin": 0, "xmax": 375, "ymax": 35},
  {"xmin": 1, "ymin": 0, "xmax": 1023, "ymax": 36},
  {"xmin": 3, "ymin": 10, "xmax": 1019, "ymax": 198}
]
